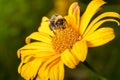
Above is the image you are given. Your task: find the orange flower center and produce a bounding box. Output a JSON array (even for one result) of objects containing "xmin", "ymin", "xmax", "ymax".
[{"xmin": 52, "ymin": 27, "xmax": 80, "ymax": 54}]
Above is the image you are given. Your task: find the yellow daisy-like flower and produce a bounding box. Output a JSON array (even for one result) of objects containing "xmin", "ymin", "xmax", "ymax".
[{"xmin": 17, "ymin": 0, "xmax": 120, "ymax": 80}]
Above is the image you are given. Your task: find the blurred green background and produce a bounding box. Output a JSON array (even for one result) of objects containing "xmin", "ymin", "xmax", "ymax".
[{"xmin": 0, "ymin": 0, "xmax": 120, "ymax": 80}]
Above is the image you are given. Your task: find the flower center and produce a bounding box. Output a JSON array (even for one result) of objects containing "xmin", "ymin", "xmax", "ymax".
[{"xmin": 52, "ymin": 27, "xmax": 80, "ymax": 54}]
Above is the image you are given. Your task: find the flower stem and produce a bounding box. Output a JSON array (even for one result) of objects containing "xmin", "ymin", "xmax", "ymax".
[{"xmin": 82, "ymin": 61, "xmax": 107, "ymax": 80}]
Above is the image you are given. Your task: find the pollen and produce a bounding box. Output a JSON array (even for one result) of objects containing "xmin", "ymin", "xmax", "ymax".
[{"xmin": 52, "ymin": 27, "xmax": 80, "ymax": 54}]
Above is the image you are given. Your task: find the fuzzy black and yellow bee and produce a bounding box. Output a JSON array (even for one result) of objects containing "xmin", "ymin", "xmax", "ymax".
[{"xmin": 49, "ymin": 14, "xmax": 67, "ymax": 32}]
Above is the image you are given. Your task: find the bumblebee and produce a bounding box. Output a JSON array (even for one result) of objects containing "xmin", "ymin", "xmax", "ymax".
[{"xmin": 49, "ymin": 14, "xmax": 67, "ymax": 32}]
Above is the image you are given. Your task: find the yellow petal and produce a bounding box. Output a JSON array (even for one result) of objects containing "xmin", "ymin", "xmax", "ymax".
[
  {"xmin": 26, "ymin": 32, "xmax": 52, "ymax": 44},
  {"xmin": 38, "ymin": 59, "xmax": 59, "ymax": 80},
  {"xmin": 18, "ymin": 61, "xmax": 23, "ymax": 74},
  {"xmin": 58, "ymin": 61, "xmax": 64, "ymax": 80},
  {"xmin": 36, "ymin": 76, "xmax": 40, "ymax": 80},
  {"xmin": 49, "ymin": 61, "xmax": 64, "ymax": 80},
  {"xmin": 49, "ymin": 62, "xmax": 59, "ymax": 80},
  {"xmin": 46, "ymin": 59, "xmax": 63, "ymax": 80},
  {"xmin": 20, "ymin": 42, "xmax": 53, "ymax": 51},
  {"xmin": 43, "ymin": 59, "xmax": 59, "ymax": 80},
  {"xmin": 20, "ymin": 58, "xmax": 42, "ymax": 80},
  {"xmin": 83, "ymin": 19, "xmax": 119, "ymax": 39},
  {"xmin": 40, "ymin": 60, "xmax": 64, "ymax": 80},
  {"xmin": 86, "ymin": 27, "xmax": 115, "ymax": 47},
  {"xmin": 36, "ymin": 75, "xmax": 41, "ymax": 80},
  {"xmin": 83, "ymin": 12, "xmax": 120, "ymax": 37},
  {"xmin": 17, "ymin": 42, "xmax": 54, "ymax": 58},
  {"xmin": 21, "ymin": 50, "xmax": 54, "ymax": 62},
  {"xmin": 21, "ymin": 55, "xmax": 33, "ymax": 64},
  {"xmin": 38, "ymin": 16, "xmax": 54, "ymax": 36},
  {"xmin": 68, "ymin": 2, "xmax": 78, "ymax": 16},
  {"xmin": 38, "ymin": 54, "xmax": 60, "ymax": 80},
  {"xmin": 79, "ymin": 0, "xmax": 106, "ymax": 35},
  {"xmin": 71, "ymin": 40, "xmax": 88, "ymax": 62},
  {"xmin": 67, "ymin": 2, "xmax": 80, "ymax": 31},
  {"xmin": 61, "ymin": 49, "xmax": 78, "ymax": 69}
]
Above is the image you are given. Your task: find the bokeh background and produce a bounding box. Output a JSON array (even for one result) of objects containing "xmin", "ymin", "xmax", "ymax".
[{"xmin": 0, "ymin": 0, "xmax": 120, "ymax": 80}]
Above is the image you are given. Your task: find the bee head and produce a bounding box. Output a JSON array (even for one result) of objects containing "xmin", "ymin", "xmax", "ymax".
[{"xmin": 49, "ymin": 14, "xmax": 67, "ymax": 32}]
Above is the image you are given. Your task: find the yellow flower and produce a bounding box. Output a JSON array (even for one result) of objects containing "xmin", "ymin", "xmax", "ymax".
[{"xmin": 17, "ymin": 0, "xmax": 120, "ymax": 80}]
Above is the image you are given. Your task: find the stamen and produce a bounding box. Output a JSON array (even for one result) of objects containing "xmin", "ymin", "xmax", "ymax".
[{"xmin": 52, "ymin": 27, "xmax": 80, "ymax": 54}]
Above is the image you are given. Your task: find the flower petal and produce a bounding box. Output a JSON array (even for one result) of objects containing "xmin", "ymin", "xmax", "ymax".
[
  {"xmin": 86, "ymin": 27, "xmax": 115, "ymax": 47},
  {"xmin": 20, "ymin": 58, "xmax": 42, "ymax": 80},
  {"xmin": 36, "ymin": 75, "xmax": 41, "ymax": 80},
  {"xmin": 20, "ymin": 42, "xmax": 53, "ymax": 50},
  {"xmin": 38, "ymin": 16, "xmax": 54, "ymax": 36},
  {"xmin": 18, "ymin": 61, "xmax": 23, "ymax": 74},
  {"xmin": 61, "ymin": 49, "xmax": 78, "ymax": 69},
  {"xmin": 49, "ymin": 61, "xmax": 64, "ymax": 80},
  {"xmin": 26, "ymin": 32, "xmax": 52, "ymax": 44},
  {"xmin": 21, "ymin": 50, "xmax": 55, "ymax": 63},
  {"xmin": 83, "ymin": 19, "xmax": 119, "ymax": 39},
  {"xmin": 58, "ymin": 61, "xmax": 64, "ymax": 80},
  {"xmin": 83, "ymin": 12, "xmax": 120, "ymax": 37},
  {"xmin": 67, "ymin": 2, "xmax": 80, "ymax": 31},
  {"xmin": 17, "ymin": 42, "xmax": 54, "ymax": 58},
  {"xmin": 71, "ymin": 40, "xmax": 88, "ymax": 62},
  {"xmin": 38, "ymin": 54, "xmax": 60, "ymax": 80},
  {"xmin": 68, "ymin": 2, "xmax": 78, "ymax": 16},
  {"xmin": 49, "ymin": 64, "xmax": 59, "ymax": 80},
  {"xmin": 79, "ymin": 0, "xmax": 106, "ymax": 35}
]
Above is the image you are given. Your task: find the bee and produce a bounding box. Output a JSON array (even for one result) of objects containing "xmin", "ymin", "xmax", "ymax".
[{"xmin": 49, "ymin": 14, "xmax": 67, "ymax": 33}]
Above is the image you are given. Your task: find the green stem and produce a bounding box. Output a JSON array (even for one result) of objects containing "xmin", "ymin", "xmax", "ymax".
[{"xmin": 82, "ymin": 61, "xmax": 107, "ymax": 80}]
